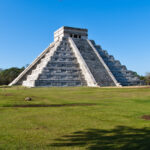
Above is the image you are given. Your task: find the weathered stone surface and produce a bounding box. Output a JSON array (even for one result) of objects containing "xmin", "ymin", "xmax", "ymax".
[
  {"xmin": 92, "ymin": 41, "xmax": 144, "ymax": 86},
  {"xmin": 25, "ymin": 97, "xmax": 32, "ymax": 101},
  {"xmin": 34, "ymin": 38, "xmax": 87, "ymax": 87},
  {"xmin": 9, "ymin": 26, "xmax": 143, "ymax": 87},
  {"xmin": 73, "ymin": 38, "xmax": 116, "ymax": 86}
]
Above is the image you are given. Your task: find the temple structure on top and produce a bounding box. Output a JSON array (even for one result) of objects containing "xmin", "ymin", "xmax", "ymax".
[
  {"xmin": 54, "ymin": 26, "xmax": 88, "ymax": 41},
  {"xmin": 9, "ymin": 26, "xmax": 144, "ymax": 87}
]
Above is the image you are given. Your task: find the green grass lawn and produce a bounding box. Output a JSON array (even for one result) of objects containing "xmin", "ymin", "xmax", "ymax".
[{"xmin": 0, "ymin": 86, "xmax": 150, "ymax": 150}]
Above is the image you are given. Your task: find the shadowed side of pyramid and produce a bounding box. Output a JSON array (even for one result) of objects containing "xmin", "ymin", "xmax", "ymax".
[
  {"xmin": 9, "ymin": 26, "xmax": 144, "ymax": 87},
  {"xmin": 91, "ymin": 41, "xmax": 144, "ymax": 86}
]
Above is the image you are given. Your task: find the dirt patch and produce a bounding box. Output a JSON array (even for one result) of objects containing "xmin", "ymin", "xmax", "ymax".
[
  {"xmin": 141, "ymin": 115, "xmax": 150, "ymax": 120},
  {"xmin": 35, "ymin": 126, "xmax": 47, "ymax": 130},
  {"xmin": 7, "ymin": 103, "xmax": 97, "ymax": 108},
  {"xmin": 0, "ymin": 93, "xmax": 14, "ymax": 96}
]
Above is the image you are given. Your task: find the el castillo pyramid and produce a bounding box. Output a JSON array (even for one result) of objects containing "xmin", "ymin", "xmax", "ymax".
[{"xmin": 9, "ymin": 26, "xmax": 143, "ymax": 87}]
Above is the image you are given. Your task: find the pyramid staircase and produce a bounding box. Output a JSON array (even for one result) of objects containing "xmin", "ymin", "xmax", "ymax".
[
  {"xmin": 73, "ymin": 38, "xmax": 118, "ymax": 86},
  {"xmin": 22, "ymin": 38, "xmax": 87, "ymax": 87},
  {"xmin": 9, "ymin": 26, "xmax": 143, "ymax": 87}
]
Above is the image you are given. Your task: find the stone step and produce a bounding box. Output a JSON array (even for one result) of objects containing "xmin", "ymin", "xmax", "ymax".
[
  {"xmin": 42, "ymin": 69, "xmax": 82, "ymax": 75},
  {"xmin": 48, "ymin": 59, "xmax": 78, "ymax": 63},
  {"xmin": 38, "ymin": 74, "xmax": 84, "ymax": 79},
  {"xmin": 48, "ymin": 58, "xmax": 78, "ymax": 64},
  {"xmin": 43, "ymin": 67, "xmax": 81, "ymax": 71},
  {"xmin": 57, "ymin": 47, "xmax": 71, "ymax": 51},
  {"xmin": 47, "ymin": 63, "xmax": 79, "ymax": 68},
  {"xmin": 42, "ymin": 72, "xmax": 82, "ymax": 76},
  {"xmin": 35, "ymin": 79, "xmax": 86, "ymax": 87},
  {"xmin": 53, "ymin": 54, "xmax": 74, "ymax": 58},
  {"xmin": 36, "ymin": 61, "xmax": 48, "ymax": 68},
  {"xmin": 38, "ymin": 76, "xmax": 83, "ymax": 80},
  {"xmin": 51, "ymin": 57, "xmax": 76, "ymax": 61},
  {"xmin": 22, "ymin": 80, "xmax": 35, "ymax": 87},
  {"xmin": 51, "ymin": 58, "xmax": 76, "ymax": 62},
  {"xmin": 54, "ymin": 51, "xmax": 74, "ymax": 55}
]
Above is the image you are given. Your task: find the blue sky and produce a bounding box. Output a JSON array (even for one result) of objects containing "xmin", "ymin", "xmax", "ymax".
[{"xmin": 0, "ymin": 0, "xmax": 149, "ymax": 75}]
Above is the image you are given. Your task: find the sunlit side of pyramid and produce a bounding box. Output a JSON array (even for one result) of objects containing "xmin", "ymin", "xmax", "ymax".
[{"xmin": 9, "ymin": 26, "xmax": 143, "ymax": 87}]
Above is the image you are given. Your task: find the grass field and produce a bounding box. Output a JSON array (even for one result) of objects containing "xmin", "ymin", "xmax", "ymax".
[{"xmin": 0, "ymin": 86, "xmax": 150, "ymax": 150}]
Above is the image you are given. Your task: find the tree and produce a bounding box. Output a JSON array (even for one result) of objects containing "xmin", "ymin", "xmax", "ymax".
[
  {"xmin": 0, "ymin": 67, "xmax": 24, "ymax": 85},
  {"xmin": 145, "ymin": 72, "xmax": 150, "ymax": 85}
]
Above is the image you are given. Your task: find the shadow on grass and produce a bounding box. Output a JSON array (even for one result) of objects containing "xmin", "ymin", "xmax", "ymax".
[
  {"xmin": 4, "ymin": 103, "xmax": 97, "ymax": 107},
  {"xmin": 50, "ymin": 126, "xmax": 150, "ymax": 150}
]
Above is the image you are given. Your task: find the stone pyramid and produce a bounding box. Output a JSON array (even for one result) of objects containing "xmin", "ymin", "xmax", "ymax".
[{"xmin": 9, "ymin": 26, "xmax": 143, "ymax": 87}]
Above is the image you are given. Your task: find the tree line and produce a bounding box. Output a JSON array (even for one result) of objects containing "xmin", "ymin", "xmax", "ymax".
[
  {"xmin": 0, "ymin": 67, "xmax": 150, "ymax": 85},
  {"xmin": 0, "ymin": 67, "xmax": 25, "ymax": 85},
  {"xmin": 139, "ymin": 73, "xmax": 150, "ymax": 85}
]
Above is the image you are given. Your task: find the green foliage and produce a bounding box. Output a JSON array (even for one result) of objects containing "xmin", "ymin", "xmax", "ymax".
[
  {"xmin": 132, "ymin": 71, "xmax": 139, "ymax": 77},
  {"xmin": 139, "ymin": 73, "xmax": 150, "ymax": 85},
  {"xmin": 145, "ymin": 72, "xmax": 150, "ymax": 85},
  {"xmin": 0, "ymin": 67, "xmax": 24, "ymax": 85}
]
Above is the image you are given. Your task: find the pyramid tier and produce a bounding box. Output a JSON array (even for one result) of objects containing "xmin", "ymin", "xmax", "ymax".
[
  {"xmin": 92, "ymin": 41, "xmax": 144, "ymax": 86},
  {"xmin": 73, "ymin": 38, "xmax": 116, "ymax": 86},
  {"xmin": 22, "ymin": 38, "xmax": 87, "ymax": 87}
]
